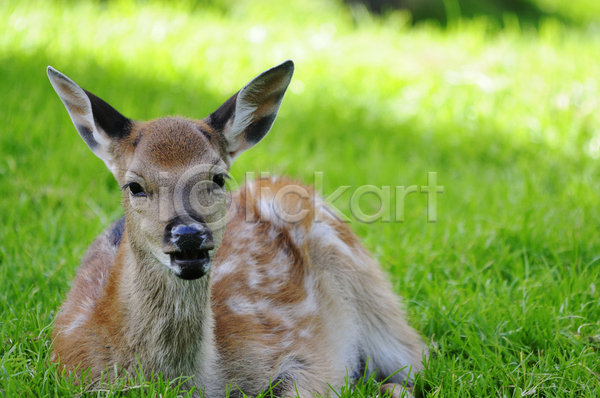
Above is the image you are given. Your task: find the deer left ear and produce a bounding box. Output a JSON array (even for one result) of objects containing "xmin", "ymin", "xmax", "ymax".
[
  {"xmin": 47, "ymin": 66, "xmax": 132, "ymax": 175},
  {"xmin": 207, "ymin": 60, "xmax": 294, "ymax": 160}
]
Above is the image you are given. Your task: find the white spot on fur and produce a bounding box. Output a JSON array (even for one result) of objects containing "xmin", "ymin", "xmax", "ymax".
[
  {"xmin": 246, "ymin": 250, "xmax": 291, "ymax": 294},
  {"xmin": 266, "ymin": 250, "xmax": 290, "ymax": 278},
  {"xmin": 227, "ymin": 296, "xmax": 257, "ymax": 315},
  {"xmin": 259, "ymin": 198, "xmax": 274, "ymax": 222},
  {"xmin": 80, "ymin": 297, "xmax": 95, "ymax": 313},
  {"xmin": 296, "ymin": 277, "xmax": 318, "ymax": 315},
  {"xmin": 279, "ymin": 332, "xmax": 295, "ymax": 349},
  {"xmin": 309, "ymin": 221, "xmax": 356, "ymax": 260},
  {"xmin": 212, "ymin": 260, "xmax": 238, "ymax": 282},
  {"xmin": 247, "ymin": 267, "xmax": 264, "ymax": 289},
  {"xmin": 289, "ymin": 227, "xmax": 307, "ymax": 246},
  {"xmin": 63, "ymin": 311, "xmax": 89, "ymax": 335},
  {"xmin": 298, "ymin": 327, "xmax": 312, "ymax": 339}
]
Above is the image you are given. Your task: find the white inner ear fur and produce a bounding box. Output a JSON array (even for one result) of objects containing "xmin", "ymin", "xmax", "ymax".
[
  {"xmin": 222, "ymin": 83, "xmax": 261, "ymax": 159},
  {"xmin": 47, "ymin": 67, "xmax": 116, "ymax": 173},
  {"xmin": 231, "ymin": 83, "xmax": 261, "ymax": 137}
]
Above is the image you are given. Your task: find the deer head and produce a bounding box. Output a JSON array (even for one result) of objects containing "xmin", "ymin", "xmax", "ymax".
[{"xmin": 47, "ymin": 61, "xmax": 294, "ymax": 280}]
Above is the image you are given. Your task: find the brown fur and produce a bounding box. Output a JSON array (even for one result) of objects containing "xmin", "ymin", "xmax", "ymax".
[{"xmin": 48, "ymin": 62, "xmax": 426, "ymax": 397}]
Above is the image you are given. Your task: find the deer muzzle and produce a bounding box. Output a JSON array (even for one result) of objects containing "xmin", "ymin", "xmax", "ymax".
[{"xmin": 166, "ymin": 224, "xmax": 214, "ymax": 280}]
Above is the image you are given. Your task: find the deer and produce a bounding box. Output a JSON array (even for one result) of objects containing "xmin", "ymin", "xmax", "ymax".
[{"xmin": 47, "ymin": 60, "xmax": 427, "ymax": 398}]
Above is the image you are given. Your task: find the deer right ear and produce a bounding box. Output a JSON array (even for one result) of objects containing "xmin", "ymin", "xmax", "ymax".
[
  {"xmin": 47, "ymin": 66, "xmax": 132, "ymax": 174},
  {"xmin": 207, "ymin": 60, "xmax": 294, "ymax": 161}
]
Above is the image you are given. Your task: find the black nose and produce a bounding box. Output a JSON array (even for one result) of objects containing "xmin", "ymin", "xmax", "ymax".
[{"xmin": 171, "ymin": 224, "xmax": 212, "ymax": 252}]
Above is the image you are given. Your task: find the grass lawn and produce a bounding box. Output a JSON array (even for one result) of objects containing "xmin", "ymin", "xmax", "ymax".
[{"xmin": 1, "ymin": 0, "xmax": 600, "ymax": 396}]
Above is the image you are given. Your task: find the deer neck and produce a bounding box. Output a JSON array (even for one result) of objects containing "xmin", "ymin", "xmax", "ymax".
[{"xmin": 112, "ymin": 234, "xmax": 220, "ymax": 391}]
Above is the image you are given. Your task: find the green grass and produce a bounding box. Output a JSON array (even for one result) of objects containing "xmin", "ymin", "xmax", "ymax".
[{"xmin": 1, "ymin": 0, "xmax": 600, "ymax": 396}]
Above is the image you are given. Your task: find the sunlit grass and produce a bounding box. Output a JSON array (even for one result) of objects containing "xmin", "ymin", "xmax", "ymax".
[{"xmin": 1, "ymin": 0, "xmax": 599, "ymax": 396}]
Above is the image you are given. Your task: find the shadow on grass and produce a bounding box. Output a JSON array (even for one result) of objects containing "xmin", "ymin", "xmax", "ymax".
[{"xmin": 344, "ymin": 0, "xmax": 594, "ymax": 28}]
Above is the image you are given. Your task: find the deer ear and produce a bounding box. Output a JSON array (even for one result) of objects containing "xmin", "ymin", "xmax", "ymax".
[
  {"xmin": 47, "ymin": 66, "xmax": 132, "ymax": 174},
  {"xmin": 207, "ymin": 60, "xmax": 294, "ymax": 160}
]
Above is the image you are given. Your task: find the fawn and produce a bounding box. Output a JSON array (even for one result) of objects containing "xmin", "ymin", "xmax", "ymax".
[{"xmin": 47, "ymin": 61, "xmax": 426, "ymax": 397}]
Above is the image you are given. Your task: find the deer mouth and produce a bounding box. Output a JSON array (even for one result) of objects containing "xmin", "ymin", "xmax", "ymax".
[{"xmin": 170, "ymin": 250, "xmax": 211, "ymax": 280}]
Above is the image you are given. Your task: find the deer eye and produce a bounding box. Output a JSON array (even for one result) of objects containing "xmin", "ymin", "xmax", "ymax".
[
  {"xmin": 212, "ymin": 174, "xmax": 226, "ymax": 189},
  {"xmin": 128, "ymin": 182, "xmax": 147, "ymax": 197}
]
